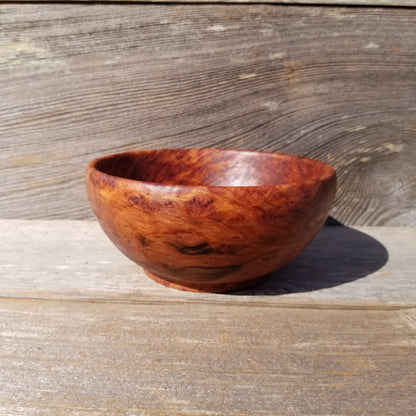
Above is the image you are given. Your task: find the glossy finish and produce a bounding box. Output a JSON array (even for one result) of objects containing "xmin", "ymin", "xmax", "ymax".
[{"xmin": 85, "ymin": 148, "xmax": 336, "ymax": 292}]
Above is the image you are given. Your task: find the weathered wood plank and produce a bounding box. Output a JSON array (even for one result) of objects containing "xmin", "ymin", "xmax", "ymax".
[
  {"xmin": 0, "ymin": 4, "xmax": 415, "ymax": 225},
  {"xmin": 6, "ymin": 0, "xmax": 416, "ymax": 6},
  {"xmin": 1, "ymin": 219, "xmax": 415, "ymax": 307},
  {"xmin": 0, "ymin": 298, "xmax": 415, "ymax": 415}
]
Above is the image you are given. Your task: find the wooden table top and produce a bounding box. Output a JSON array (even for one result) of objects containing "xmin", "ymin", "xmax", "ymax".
[{"xmin": 1, "ymin": 220, "xmax": 415, "ymax": 414}]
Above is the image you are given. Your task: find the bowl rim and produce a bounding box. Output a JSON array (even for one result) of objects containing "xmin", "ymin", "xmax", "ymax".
[{"xmin": 86, "ymin": 147, "xmax": 336, "ymax": 190}]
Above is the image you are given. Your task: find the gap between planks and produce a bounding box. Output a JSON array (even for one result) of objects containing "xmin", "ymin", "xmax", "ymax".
[
  {"xmin": 0, "ymin": 295, "xmax": 415, "ymax": 311},
  {"xmin": 4, "ymin": 0, "xmax": 416, "ymax": 7}
]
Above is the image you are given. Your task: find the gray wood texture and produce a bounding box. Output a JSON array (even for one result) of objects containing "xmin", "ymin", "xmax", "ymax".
[
  {"xmin": 0, "ymin": 220, "xmax": 415, "ymax": 307},
  {"xmin": 0, "ymin": 299, "xmax": 415, "ymax": 415},
  {"xmin": 1, "ymin": 3, "xmax": 416, "ymax": 225},
  {"xmin": 6, "ymin": 0, "xmax": 416, "ymax": 6},
  {"xmin": 0, "ymin": 219, "xmax": 415, "ymax": 414}
]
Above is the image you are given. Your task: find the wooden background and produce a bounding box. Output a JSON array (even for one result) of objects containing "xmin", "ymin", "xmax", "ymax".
[
  {"xmin": 0, "ymin": 2, "xmax": 415, "ymax": 225},
  {"xmin": 1, "ymin": 3, "xmax": 415, "ymax": 414},
  {"xmin": 7, "ymin": 0, "xmax": 416, "ymax": 5},
  {"xmin": 1, "ymin": 220, "xmax": 415, "ymax": 414}
]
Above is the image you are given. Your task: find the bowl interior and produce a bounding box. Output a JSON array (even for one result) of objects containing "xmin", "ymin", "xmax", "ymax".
[{"xmin": 93, "ymin": 148, "xmax": 333, "ymax": 187}]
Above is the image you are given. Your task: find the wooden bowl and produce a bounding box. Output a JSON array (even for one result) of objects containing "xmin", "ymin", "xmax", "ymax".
[{"xmin": 86, "ymin": 148, "xmax": 336, "ymax": 293}]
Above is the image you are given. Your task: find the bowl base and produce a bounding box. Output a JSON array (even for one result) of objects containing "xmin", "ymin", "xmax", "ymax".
[{"xmin": 144, "ymin": 270, "xmax": 270, "ymax": 293}]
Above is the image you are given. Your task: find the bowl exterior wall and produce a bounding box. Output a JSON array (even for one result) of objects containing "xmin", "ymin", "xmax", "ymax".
[{"xmin": 86, "ymin": 164, "xmax": 336, "ymax": 292}]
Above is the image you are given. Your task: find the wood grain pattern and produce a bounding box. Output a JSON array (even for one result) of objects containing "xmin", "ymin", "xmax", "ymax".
[
  {"xmin": 0, "ymin": 298, "xmax": 415, "ymax": 415},
  {"xmin": 0, "ymin": 220, "xmax": 415, "ymax": 308},
  {"xmin": 6, "ymin": 0, "xmax": 416, "ymax": 6},
  {"xmin": 0, "ymin": 4, "xmax": 415, "ymax": 225},
  {"xmin": 0, "ymin": 220, "xmax": 415, "ymax": 413},
  {"xmin": 86, "ymin": 149, "xmax": 336, "ymax": 292}
]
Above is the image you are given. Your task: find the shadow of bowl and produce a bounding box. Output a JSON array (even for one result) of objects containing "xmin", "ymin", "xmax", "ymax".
[{"xmin": 234, "ymin": 224, "xmax": 388, "ymax": 296}]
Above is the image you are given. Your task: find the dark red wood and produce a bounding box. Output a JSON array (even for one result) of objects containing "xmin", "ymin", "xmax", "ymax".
[{"xmin": 85, "ymin": 148, "xmax": 336, "ymax": 293}]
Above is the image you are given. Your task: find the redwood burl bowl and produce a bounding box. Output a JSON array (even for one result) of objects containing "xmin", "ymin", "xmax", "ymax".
[{"xmin": 86, "ymin": 148, "xmax": 336, "ymax": 293}]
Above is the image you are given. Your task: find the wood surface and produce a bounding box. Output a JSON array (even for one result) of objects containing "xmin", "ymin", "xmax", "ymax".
[
  {"xmin": 0, "ymin": 219, "xmax": 415, "ymax": 414},
  {"xmin": 1, "ymin": 299, "xmax": 415, "ymax": 415},
  {"xmin": 1, "ymin": 220, "xmax": 415, "ymax": 307},
  {"xmin": 5, "ymin": 0, "xmax": 416, "ymax": 6},
  {"xmin": 0, "ymin": 4, "xmax": 415, "ymax": 225}
]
